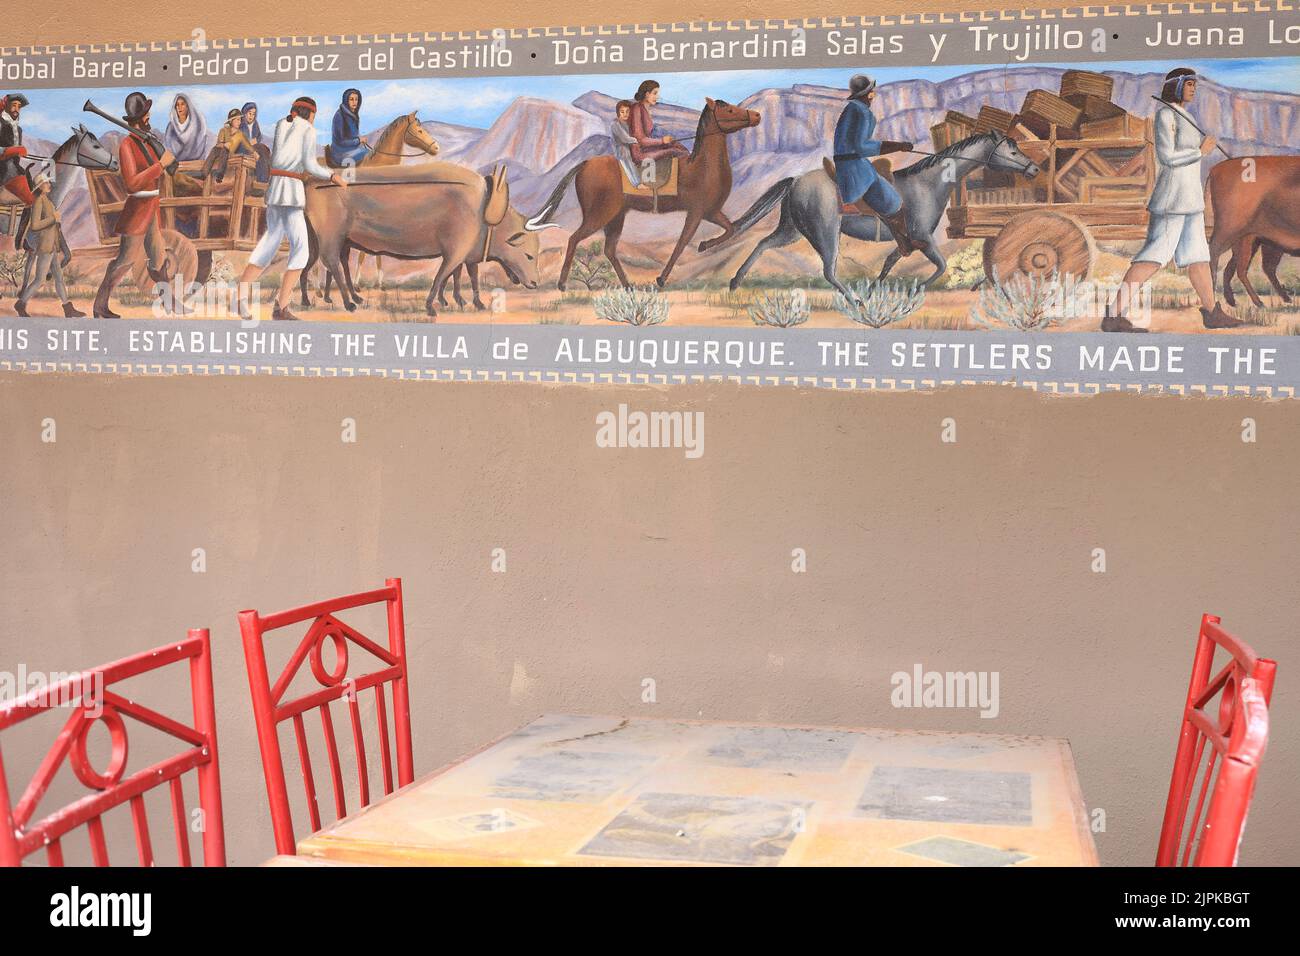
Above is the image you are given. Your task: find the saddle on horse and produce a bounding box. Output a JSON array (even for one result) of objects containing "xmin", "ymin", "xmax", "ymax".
[
  {"xmin": 619, "ymin": 156, "xmax": 679, "ymax": 212},
  {"xmin": 822, "ymin": 156, "xmax": 918, "ymax": 254}
]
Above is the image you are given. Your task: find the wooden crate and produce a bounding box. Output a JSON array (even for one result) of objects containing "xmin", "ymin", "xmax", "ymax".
[
  {"xmin": 974, "ymin": 105, "xmax": 1015, "ymax": 134},
  {"xmin": 930, "ymin": 111, "xmax": 977, "ymax": 150},
  {"xmin": 1020, "ymin": 90, "xmax": 1083, "ymax": 132},
  {"xmin": 1078, "ymin": 113, "xmax": 1146, "ymax": 139},
  {"xmin": 1060, "ymin": 69, "xmax": 1114, "ymax": 101},
  {"xmin": 1014, "ymin": 113, "xmax": 1079, "ymax": 140},
  {"xmin": 1063, "ymin": 94, "xmax": 1127, "ymax": 122}
]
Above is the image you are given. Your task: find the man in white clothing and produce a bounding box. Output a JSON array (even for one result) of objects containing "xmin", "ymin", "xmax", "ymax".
[
  {"xmin": 238, "ymin": 96, "xmax": 347, "ymax": 321},
  {"xmin": 1104, "ymin": 68, "xmax": 1241, "ymax": 332}
]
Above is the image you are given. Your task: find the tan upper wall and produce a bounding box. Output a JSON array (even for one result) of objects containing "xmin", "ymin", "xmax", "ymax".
[{"xmin": 8, "ymin": 0, "xmax": 1082, "ymax": 46}]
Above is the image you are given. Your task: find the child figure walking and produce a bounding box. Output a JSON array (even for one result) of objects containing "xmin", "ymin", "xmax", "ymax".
[{"xmin": 14, "ymin": 171, "xmax": 83, "ymax": 317}]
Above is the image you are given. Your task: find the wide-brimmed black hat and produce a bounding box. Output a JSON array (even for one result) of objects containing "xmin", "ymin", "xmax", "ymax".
[
  {"xmin": 123, "ymin": 91, "xmax": 153, "ymax": 123},
  {"xmin": 847, "ymin": 74, "xmax": 877, "ymax": 100},
  {"xmin": 3, "ymin": 93, "xmax": 30, "ymax": 109}
]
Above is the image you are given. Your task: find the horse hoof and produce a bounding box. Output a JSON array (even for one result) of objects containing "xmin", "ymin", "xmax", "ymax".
[
  {"xmin": 557, "ymin": 282, "xmax": 567, "ymax": 292},
  {"xmin": 728, "ymin": 279, "xmax": 739, "ymax": 292},
  {"xmin": 698, "ymin": 240, "xmax": 711, "ymax": 253},
  {"xmin": 1283, "ymin": 293, "xmax": 1294, "ymax": 304},
  {"xmin": 655, "ymin": 276, "xmax": 666, "ymax": 288},
  {"xmin": 344, "ymin": 301, "xmax": 357, "ymax": 313}
]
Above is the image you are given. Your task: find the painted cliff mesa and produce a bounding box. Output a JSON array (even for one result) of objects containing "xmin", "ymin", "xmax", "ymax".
[{"xmin": 2, "ymin": 60, "xmax": 1300, "ymax": 333}]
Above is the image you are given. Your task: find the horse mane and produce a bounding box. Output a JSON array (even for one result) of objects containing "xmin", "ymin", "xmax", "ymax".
[
  {"xmin": 689, "ymin": 101, "xmax": 716, "ymax": 161},
  {"xmin": 896, "ymin": 130, "xmax": 1001, "ymax": 177},
  {"xmin": 374, "ymin": 113, "xmax": 414, "ymax": 151}
]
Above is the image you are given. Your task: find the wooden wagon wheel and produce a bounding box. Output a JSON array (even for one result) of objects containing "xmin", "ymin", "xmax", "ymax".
[
  {"xmin": 131, "ymin": 229, "xmax": 200, "ymax": 313},
  {"xmin": 983, "ymin": 210, "xmax": 1096, "ymax": 285}
]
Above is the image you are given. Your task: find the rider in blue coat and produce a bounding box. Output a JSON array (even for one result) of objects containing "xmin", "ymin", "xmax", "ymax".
[
  {"xmin": 833, "ymin": 74, "xmax": 916, "ymax": 253},
  {"xmin": 331, "ymin": 88, "xmax": 369, "ymax": 167}
]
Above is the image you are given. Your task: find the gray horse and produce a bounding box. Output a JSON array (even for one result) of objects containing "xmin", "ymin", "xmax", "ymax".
[{"xmin": 704, "ymin": 132, "xmax": 1039, "ymax": 297}]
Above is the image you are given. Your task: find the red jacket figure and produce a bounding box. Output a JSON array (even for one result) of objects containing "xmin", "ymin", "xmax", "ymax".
[{"xmin": 115, "ymin": 132, "xmax": 164, "ymax": 235}]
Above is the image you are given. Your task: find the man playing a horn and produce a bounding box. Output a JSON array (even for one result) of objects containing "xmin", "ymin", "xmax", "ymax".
[{"xmin": 91, "ymin": 92, "xmax": 177, "ymax": 319}]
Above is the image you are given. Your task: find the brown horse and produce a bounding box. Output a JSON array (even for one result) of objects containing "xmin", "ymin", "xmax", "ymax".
[
  {"xmin": 1208, "ymin": 155, "xmax": 1300, "ymax": 308},
  {"xmin": 525, "ymin": 97, "xmax": 760, "ymax": 289}
]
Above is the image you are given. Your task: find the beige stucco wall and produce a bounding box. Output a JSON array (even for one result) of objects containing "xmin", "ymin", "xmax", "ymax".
[{"xmin": 1, "ymin": 0, "xmax": 1294, "ymax": 866}]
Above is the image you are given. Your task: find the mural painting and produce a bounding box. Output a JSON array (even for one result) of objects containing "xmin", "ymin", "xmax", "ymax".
[{"xmin": 2, "ymin": 7, "xmax": 1300, "ymax": 389}]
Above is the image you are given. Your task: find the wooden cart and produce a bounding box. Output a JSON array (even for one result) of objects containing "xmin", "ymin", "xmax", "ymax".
[
  {"xmin": 944, "ymin": 117, "xmax": 1155, "ymax": 284},
  {"xmin": 79, "ymin": 154, "xmax": 267, "ymax": 294}
]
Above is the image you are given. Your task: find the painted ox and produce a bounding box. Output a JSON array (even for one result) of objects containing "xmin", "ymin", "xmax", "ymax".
[{"xmin": 302, "ymin": 163, "xmax": 542, "ymax": 316}]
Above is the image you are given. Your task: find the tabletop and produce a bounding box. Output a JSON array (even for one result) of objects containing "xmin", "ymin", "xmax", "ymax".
[{"xmin": 295, "ymin": 713, "xmax": 1099, "ymax": 866}]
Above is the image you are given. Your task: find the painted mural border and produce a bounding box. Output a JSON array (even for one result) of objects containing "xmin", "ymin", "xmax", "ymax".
[{"xmin": 6, "ymin": 358, "xmax": 1295, "ymax": 399}]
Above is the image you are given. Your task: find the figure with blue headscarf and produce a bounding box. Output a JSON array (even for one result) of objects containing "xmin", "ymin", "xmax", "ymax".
[
  {"xmin": 330, "ymin": 88, "xmax": 369, "ymax": 167},
  {"xmin": 239, "ymin": 102, "xmax": 271, "ymax": 183},
  {"xmin": 241, "ymin": 102, "xmax": 262, "ymax": 147}
]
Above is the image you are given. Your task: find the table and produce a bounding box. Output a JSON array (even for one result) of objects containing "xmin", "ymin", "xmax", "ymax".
[{"xmin": 295, "ymin": 714, "xmax": 1099, "ymax": 866}]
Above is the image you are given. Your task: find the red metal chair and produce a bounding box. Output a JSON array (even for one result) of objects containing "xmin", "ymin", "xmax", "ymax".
[
  {"xmin": 0, "ymin": 630, "xmax": 225, "ymax": 866},
  {"xmin": 1157, "ymin": 614, "xmax": 1277, "ymax": 866},
  {"xmin": 239, "ymin": 578, "xmax": 413, "ymax": 855}
]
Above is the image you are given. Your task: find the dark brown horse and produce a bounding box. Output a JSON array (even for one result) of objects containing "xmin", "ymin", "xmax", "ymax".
[
  {"xmin": 525, "ymin": 98, "xmax": 760, "ymax": 289},
  {"xmin": 1208, "ymin": 155, "xmax": 1300, "ymax": 307}
]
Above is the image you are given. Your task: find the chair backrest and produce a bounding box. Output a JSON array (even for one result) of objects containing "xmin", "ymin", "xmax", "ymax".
[
  {"xmin": 0, "ymin": 630, "xmax": 225, "ymax": 867},
  {"xmin": 1157, "ymin": 614, "xmax": 1277, "ymax": 866},
  {"xmin": 238, "ymin": 578, "xmax": 413, "ymax": 855}
]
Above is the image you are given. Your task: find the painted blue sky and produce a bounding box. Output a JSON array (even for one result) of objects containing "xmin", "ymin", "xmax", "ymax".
[{"xmin": 18, "ymin": 57, "xmax": 1299, "ymax": 143}]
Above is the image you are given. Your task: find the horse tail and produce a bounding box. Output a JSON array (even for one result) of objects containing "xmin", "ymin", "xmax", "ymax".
[
  {"xmin": 526, "ymin": 164, "xmax": 581, "ymax": 230},
  {"xmin": 699, "ymin": 177, "xmax": 793, "ymax": 255}
]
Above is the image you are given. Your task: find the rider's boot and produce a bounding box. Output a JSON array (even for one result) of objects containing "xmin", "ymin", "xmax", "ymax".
[{"xmin": 875, "ymin": 205, "xmax": 917, "ymax": 256}]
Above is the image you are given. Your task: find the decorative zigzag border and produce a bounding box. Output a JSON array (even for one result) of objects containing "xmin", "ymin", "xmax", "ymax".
[
  {"xmin": 1, "ymin": 360, "xmax": 1292, "ymax": 398},
  {"xmin": 1, "ymin": 2, "xmax": 1295, "ymax": 57}
]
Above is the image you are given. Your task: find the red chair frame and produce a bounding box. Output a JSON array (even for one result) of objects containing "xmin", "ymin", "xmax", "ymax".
[
  {"xmin": 239, "ymin": 578, "xmax": 413, "ymax": 855},
  {"xmin": 1157, "ymin": 614, "xmax": 1277, "ymax": 867},
  {"xmin": 0, "ymin": 630, "xmax": 225, "ymax": 867}
]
